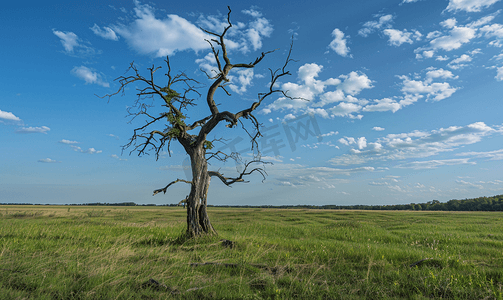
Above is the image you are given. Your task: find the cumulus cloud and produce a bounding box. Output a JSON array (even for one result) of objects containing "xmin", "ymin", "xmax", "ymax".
[
  {"xmin": 112, "ymin": 1, "xmax": 209, "ymax": 56},
  {"xmin": 53, "ymin": 30, "xmax": 79, "ymax": 52},
  {"xmin": 59, "ymin": 139, "xmax": 79, "ymax": 145},
  {"xmin": 111, "ymin": 2, "xmax": 273, "ymax": 57},
  {"xmin": 399, "ymin": 68, "xmax": 458, "ymax": 102},
  {"xmin": 383, "ymin": 29, "xmax": 422, "ymax": 46},
  {"xmin": 263, "ymin": 63, "xmax": 339, "ymax": 112},
  {"xmin": 228, "ymin": 69, "xmax": 254, "ymax": 94},
  {"xmin": 16, "ymin": 126, "xmax": 50, "ymax": 134},
  {"xmin": 90, "ymin": 24, "xmax": 119, "ymax": 41},
  {"xmin": 361, "ymin": 68, "xmax": 458, "ymax": 114},
  {"xmin": 0, "ymin": 109, "xmax": 21, "ymax": 122},
  {"xmin": 338, "ymin": 137, "xmax": 367, "ymax": 150},
  {"xmin": 337, "ymin": 71, "xmax": 373, "ymax": 95},
  {"xmin": 263, "ymin": 63, "xmax": 374, "ymax": 119},
  {"xmin": 497, "ymin": 66, "xmax": 503, "ymax": 80},
  {"xmin": 330, "ymin": 102, "xmax": 364, "ymax": 119},
  {"xmin": 329, "ymin": 122, "xmax": 498, "ymax": 166},
  {"xmin": 52, "ymin": 30, "xmax": 96, "ymax": 57},
  {"xmin": 329, "ymin": 28, "xmax": 351, "ymax": 57},
  {"xmin": 480, "ymin": 23, "xmax": 503, "ymax": 38},
  {"xmin": 246, "ymin": 14, "xmax": 273, "ymax": 51},
  {"xmin": 441, "ymin": 18, "xmax": 457, "ymax": 29},
  {"xmin": 363, "ymin": 98, "xmax": 402, "ymax": 113},
  {"xmin": 70, "ymin": 146, "xmax": 102, "ymax": 154},
  {"xmin": 429, "ymin": 25, "xmax": 476, "ymax": 51},
  {"xmin": 447, "ymin": 54, "xmax": 473, "ymax": 69},
  {"xmin": 358, "ymin": 14, "xmax": 394, "ymax": 37},
  {"xmin": 446, "ymin": 0, "xmax": 502, "ymax": 12},
  {"xmin": 71, "ymin": 66, "xmax": 110, "ymax": 87},
  {"xmin": 320, "ymin": 131, "xmax": 339, "ymax": 137}
]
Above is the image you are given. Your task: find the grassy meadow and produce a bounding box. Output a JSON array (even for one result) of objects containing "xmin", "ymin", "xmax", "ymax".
[{"xmin": 0, "ymin": 206, "xmax": 502, "ymax": 299}]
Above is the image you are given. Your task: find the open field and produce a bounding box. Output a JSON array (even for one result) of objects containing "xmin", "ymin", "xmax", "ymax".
[{"xmin": 0, "ymin": 206, "xmax": 502, "ymax": 299}]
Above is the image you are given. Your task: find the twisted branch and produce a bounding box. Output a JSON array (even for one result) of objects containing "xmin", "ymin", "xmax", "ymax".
[{"xmin": 153, "ymin": 179, "xmax": 192, "ymax": 196}]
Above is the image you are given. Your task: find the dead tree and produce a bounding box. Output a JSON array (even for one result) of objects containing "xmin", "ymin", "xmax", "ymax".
[{"xmin": 103, "ymin": 7, "xmax": 294, "ymax": 237}]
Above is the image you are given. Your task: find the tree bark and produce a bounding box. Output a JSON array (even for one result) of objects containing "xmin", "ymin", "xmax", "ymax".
[{"xmin": 185, "ymin": 144, "xmax": 216, "ymax": 237}]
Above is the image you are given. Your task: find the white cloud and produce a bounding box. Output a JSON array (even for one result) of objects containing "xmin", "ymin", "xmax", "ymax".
[
  {"xmin": 59, "ymin": 139, "xmax": 79, "ymax": 145},
  {"xmin": 468, "ymin": 14, "xmax": 498, "ymax": 28},
  {"xmin": 329, "ymin": 28, "xmax": 351, "ymax": 57},
  {"xmin": 229, "ymin": 69, "xmax": 254, "ymax": 94},
  {"xmin": 52, "ymin": 30, "xmax": 79, "ymax": 52},
  {"xmin": 112, "ymin": 1, "xmax": 209, "ymax": 56},
  {"xmin": 441, "ymin": 18, "xmax": 457, "ymax": 29},
  {"xmin": 246, "ymin": 16, "xmax": 273, "ymax": 51},
  {"xmin": 52, "ymin": 30, "xmax": 96, "ymax": 57},
  {"xmin": 70, "ymin": 145, "xmax": 102, "ymax": 154},
  {"xmin": 90, "ymin": 24, "xmax": 119, "ymax": 41},
  {"xmin": 480, "ymin": 23, "xmax": 503, "ymax": 38},
  {"xmin": 337, "ymin": 71, "xmax": 373, "ymax": 95},
  {"xmin": 425, "ymin": 68, "xmax": 458, "ymax": 82},
  {"xmin": 446, "ymin": 0, "xmax": 502, "ymax": 12},
  {"xmin": 0, "ymin": 109, "xmax": 21, "ymax": 121},
  {"xmin": 242, "ymin": 8, "xmax": 262, "ymax": 18},
  {"xmin": 373, "ymin": 127, "xmax": 385, "ymax": 131},
  {"xmin": 383, "ymin": 29, "xmax": 422, "ymax": 46},
  {"xmin": 71, "ymin": 66, "xmax": 110, "ymax": 87},
  {"xmin": 429, "ymin": 26, "xmax": 476, "ymax": 52},
  {"xmin": 195, "ymin": 52, "xmax": 218, "ymax": 76},
  {"xmin": 330, "ymin": 122, "xmax": 498, "ymax": 166},
  {"xmin": 271, "ymin": 163, "xmax": 375, "ymax": 186},
  {"xmin": 339, "ymin": 136, "xmax": 367, "ymax": 149},
  {"xmin": 426, "ymin": 31, "xmax": 442, "ymax": 39},
  {"xmin": 16, "ymin": 126, "xmax": 50, "ymax": 134},
  {"xmin": 330, "ymin": 102, "xmax": 363, "ymax": 118},
  {"xmin": 363, "ymin": 98, "xmax": 401, "ymax": 113},
  {"xmin": 396, "ymin": 158, "xmax": 475, "ymax": 169},
  {"xmin": 399, "ymin": 68, "xmax": 458, "ymax": 102},
  {"xmin": 263, "ymin": 63, "xmax": 340, "ymax": 113},
  {"xmin": 320, "ymin": 131, "xmax": 339, "ymax": 137},
  {"xmin": 496, "ymin": 66, "xmax": 503, "ymax": 80},
  {"xmin": 423, "ymin": 50, "xmax": 435, "ymax": 58},
  {"xmin": 38, "ymin": 158, "xmax": 60, "ymax": 163},
  {"xmin": 359, "ymin": 14, "xmax": 394, "ymax": 37},
  {"xmin": 262, "ymin": 67, "xmax": 375, "ymax": 120},
  {"xmin": 456, "ymin": 179, "xmax": 484, "ymax": 189},
  {"xmin": 112, "ymin": 2, "xmax": 274, "ymax": 57},
  {"xmin": 447, "ymin": 54, "xmax": 473, "ymax": 69},
  {"xmin": 458, "ymin": 148, "xmax": 503, "ymax": 160}
]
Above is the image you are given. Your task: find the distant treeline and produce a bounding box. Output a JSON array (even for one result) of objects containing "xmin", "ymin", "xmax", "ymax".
[
  {"xmin": 2, "ymin": 194, "xmax": 503, "ymax": 211},
  {"xmin": 247, "ymin": 194, "xmax": 503, "ymax": 211}
]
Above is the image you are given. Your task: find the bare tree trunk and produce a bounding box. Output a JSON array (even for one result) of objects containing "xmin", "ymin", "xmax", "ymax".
[{"xmin": 186, "ymin": 145, "xmax": 216, "ymax": 237}]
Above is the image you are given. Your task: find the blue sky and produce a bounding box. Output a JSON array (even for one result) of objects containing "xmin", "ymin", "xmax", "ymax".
[{"xmin": 1, "ymin": 0, "xmax": 503, "ymax": 205}]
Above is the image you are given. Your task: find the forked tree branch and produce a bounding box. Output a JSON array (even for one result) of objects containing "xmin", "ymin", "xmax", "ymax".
[
  {"xmin": 153, "ymin": 179, "xmax": 192, "ymax": 196},
  {"xmin": 208, "ymin": 160, "xmax": 271, "ymax": 186}
]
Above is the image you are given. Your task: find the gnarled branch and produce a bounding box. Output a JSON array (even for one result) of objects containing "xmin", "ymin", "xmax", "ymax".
[
  {"xmin": 153, "ymin": 179, "xmax": 192, "ymax": 196},
  {"xmin": 208, "ymin": 160, "xmax": 271, "ymax": 186}
]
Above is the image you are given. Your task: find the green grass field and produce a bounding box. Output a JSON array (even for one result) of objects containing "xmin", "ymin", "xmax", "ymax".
[{"xmin": 0, "ymin": 206, "xmax": 502, "ymax": 299}]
